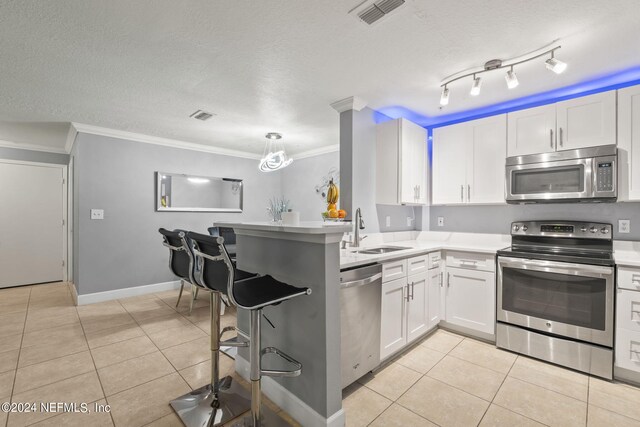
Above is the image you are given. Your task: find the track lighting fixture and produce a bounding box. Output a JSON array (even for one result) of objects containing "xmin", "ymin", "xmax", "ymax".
[
  {"xmin": 440, "ymin": 86, "xmax": 450, "ymax": 106},
  {"xmin": 545, "ymin": 51, "xmax": 567, "ymax": 74},
  {"xmin": 470, "ymin": 75, "xmax": 482, "ymax": 96},
  {"xmin": 505, "ymin": 67, "xmax": 519, "ymax": 89},
  {"xmin": 438, "ymin": 42, "xmax": 566, "ymax": 105}
]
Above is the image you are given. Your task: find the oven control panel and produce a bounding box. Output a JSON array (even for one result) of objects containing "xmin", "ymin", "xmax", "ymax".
[{"xmin": 511, "ymin": 221, "xmax": 612, "ymax": 239}]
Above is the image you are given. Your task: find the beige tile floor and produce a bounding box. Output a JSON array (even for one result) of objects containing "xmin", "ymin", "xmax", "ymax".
[
  {"xmin": 344, "ymin": 329, "xmax": 640, "ymax": 427},
  {"xmin": 0, "ymin": 282, "xmax": 298, "ymax": 427},
  {"xmin": 3, "ymin": 283, "xmax": 640, "ymax": 427}
]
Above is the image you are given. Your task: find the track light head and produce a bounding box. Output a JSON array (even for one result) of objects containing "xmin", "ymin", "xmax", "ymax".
[
  {"xmin": 440, "ymin": 86, "xmax": 450, "ymax": 106},
  {"xmin": 470, "ymin": 76, "xmax": 482, "ymax": 96},
  {"xmin": 505, "ymin": 67, "xmax": 519, "ymax": 89},
  {"xmin": 545, "ymin": 56, "xmax": 567, "ymax": 74}
]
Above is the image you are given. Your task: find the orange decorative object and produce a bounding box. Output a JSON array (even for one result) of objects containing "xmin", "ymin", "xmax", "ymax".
[
  {"xmin": 328, "ymin": 209, "xmax": 339, "ymax": 218},
  {"xmin": 327, "ymin": 203, "xmax": 337, "ymax": 211},
  {"xmin": 338, "ymin": 209, "xmax": 347, "ymax": 218}
]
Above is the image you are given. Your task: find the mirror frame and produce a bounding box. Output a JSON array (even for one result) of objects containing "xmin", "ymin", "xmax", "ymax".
[{"xmin": 155, "ymin": 171, "xmax": 243, "ymax": 213}]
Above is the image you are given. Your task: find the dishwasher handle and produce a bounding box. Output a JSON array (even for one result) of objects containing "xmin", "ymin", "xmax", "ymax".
[{"xmin": 340, "ymin": 272, "xmax": 382, "ymax": 289}]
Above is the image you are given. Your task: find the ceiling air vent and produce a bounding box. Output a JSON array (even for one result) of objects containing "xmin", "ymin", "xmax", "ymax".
[
  {"xmin": 189, "ymin": 110, "xmax": 215, "ymax": 121},
  {"xmin": 357, "ymin": 0, "xmax": 405, "ymax": 25}
]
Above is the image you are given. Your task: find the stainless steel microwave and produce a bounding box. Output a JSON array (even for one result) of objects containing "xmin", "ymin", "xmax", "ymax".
[{"xmin": 505, "ymin": 145, "xmax": 617, "ymax": 203}]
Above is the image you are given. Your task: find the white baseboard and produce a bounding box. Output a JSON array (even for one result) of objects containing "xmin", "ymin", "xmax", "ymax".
[
  {"xmin": 76, "ymin": 280, "xmax": 181, "ymax": 305},
  {"xmin": 235, "ymin": 355, "xmax": 345, "ymax": 427}
]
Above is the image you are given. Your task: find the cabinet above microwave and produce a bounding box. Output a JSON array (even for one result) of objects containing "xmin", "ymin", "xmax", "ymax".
[{"xmin": 505, "ymin": 145, "xmax": 617, "ymax": 203}]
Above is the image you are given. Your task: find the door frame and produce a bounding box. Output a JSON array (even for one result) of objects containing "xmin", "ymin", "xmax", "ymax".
[{"xmin": 0, "ymin": 159, "xmax": 69, "ymax": 282}]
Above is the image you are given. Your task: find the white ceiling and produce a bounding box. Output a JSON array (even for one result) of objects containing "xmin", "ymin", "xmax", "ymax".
[{"xmin": 1, "ymin": 0, "xmax": 639, "ymax": 155}]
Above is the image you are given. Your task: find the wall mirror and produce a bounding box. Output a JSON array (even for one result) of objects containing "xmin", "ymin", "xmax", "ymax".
[{"xmin": 156, "ymin": 172, "xmax": 243, "ymax": 212}]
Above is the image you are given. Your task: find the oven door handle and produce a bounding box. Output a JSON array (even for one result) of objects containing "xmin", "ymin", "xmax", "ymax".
[{"xmin": 498, "ymin": 256, "xmax": 614, "ymax": 277}]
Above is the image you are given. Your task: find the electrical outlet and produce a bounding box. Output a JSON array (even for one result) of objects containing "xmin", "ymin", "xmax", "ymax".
[
  {"xmin": 90, "ymin": 209, "xmax": 104, "ymax": 220},
  {"xmin": 619, "ymin": 219, "xmax": 631, "ymax": 234},
  {"xmin": 437, "ymin": 217, "xmax": 444, "ymax": 227},
  {"xmin": 407, "ymin": 217, "xmax": 412, "ymax": 227},
  {"xmin": 385, "ymin": 216, "xmax": 391, "ymax": 227}
]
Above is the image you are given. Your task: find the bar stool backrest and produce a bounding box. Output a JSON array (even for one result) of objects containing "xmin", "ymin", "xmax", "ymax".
[
  {"xmin": 159, "ymin": 228, "xmax": 196, "ymax": 285},
  {"xmin": 187, "ymin": 231, "xmax": 236, "ymax": 298}
]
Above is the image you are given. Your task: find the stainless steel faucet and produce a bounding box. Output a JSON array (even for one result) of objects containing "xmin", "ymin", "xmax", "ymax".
[{"xmin": 351, "ymin": 208, "xmax": 367, "ymax": 248}]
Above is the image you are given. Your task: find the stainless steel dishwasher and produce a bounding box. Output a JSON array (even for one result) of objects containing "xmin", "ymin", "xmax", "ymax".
[{"xmin": 340, "ymin": 263, "xmax": 382, "ymax": 388}]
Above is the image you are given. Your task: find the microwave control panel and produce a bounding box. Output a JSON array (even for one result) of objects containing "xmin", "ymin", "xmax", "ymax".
[{"xmin": 596, "ymin": 161, "xmax": 614, "ymax": 192}]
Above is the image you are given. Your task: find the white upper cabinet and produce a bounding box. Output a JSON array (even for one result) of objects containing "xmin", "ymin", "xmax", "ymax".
[
  {"xmin": 507, "ymin": 91, "xmax": 616, "ymax": 157},
  {"xmin": 432, "ymin": 115, "xmax": 506, "ymax": 205},
  {"xmin": 468, "ymin": 115, "xmax": 507, "ymax": 204},
  {"xmin": 556, "ymin": 91, "xmax": 617, "ymax": 150},
  {"xmin": 617, "ymin": 85, "xmax": 640, "ymax": 201},
  {"xmin": 432, "ymin": 123, "xmax": 467, "ymax": 204},
  {"xmin": 507, "ymin": 104, "xmax": 556, "ymax": 156},
  {"xmin": 376, "ymin": 118, "xmax": 428, "ymax": 205}
]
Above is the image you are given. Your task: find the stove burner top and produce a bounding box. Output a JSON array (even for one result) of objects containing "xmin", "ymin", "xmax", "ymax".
[{"xmin": 499, "ymin": 220, "xmax": 615, "ymax": 266}]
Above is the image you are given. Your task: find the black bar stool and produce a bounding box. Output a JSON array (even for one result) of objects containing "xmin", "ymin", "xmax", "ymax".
[
  {"xmin": 188, "ymin": 231, "xmax": 311, "ymax": 427},
  {"xmin": 165, "ymin": 230, "xmax": 255, "ymax": 426},
  {"xmin": 159, "ymin": 228, "xmax": 199, "ymax": 315}
]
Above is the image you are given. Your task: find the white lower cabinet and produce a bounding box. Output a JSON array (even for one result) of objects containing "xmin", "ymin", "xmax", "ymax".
[
  {"xmin": 407, "ymin": 272, "xmax": 429, "ymax": 344},
  {"xmin": 427, "ymin": 267, "xmax": 442, "ymax": 330},
  {"xmin": 380, "ymin": 277, "xmax": 408, "ymax": 359},
  {"xmin": 616, "ymin": 281, "xmax": 640, "ymax": 376},
  {"xmin": 444, "ymin": 266, "xmax": 496, "ymax": 336}
]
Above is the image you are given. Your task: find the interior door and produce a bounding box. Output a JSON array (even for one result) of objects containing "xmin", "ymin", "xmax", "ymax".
[
  {"xmin": 507, "ymin": 104, "xmax": 557, "ymax": 156},
  {"xmin": 468, "ymin": 115, "xmax": 507, "ymax": 204},
  {"xmin": 432, "ymin": 124, "xmax": 467, "ymax": 204},
  {"xmin": 0, "ymin": 162, "xmax": 64, "ymax": 288},
  {"xmin": 407, "ymin": 272, "xmax": 428, "ymax": 343},
  {"xmin": 556, "ymin": 91, "xmax": 617, "ymax": 151}
]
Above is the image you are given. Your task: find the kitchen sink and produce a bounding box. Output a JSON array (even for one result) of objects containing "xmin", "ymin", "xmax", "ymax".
[{"xmin": 355, "ymin": 246, "xmax": 411, "ymax": 255}]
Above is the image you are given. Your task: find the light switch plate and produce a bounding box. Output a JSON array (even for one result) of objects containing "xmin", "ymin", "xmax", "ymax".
[
  {"xmin": 91, "ymin": 209, "xmax": 104, "ymax": 220},
  {"xmin": 437, "ymin": 217, "xmax": 444, "ymax": 227},
  {"xmin": 385, "ymin": 216, "xmax": 391, "ymax": 227},
  {"xmin": 406, "ymin": 217, "xmax": 412, "ymax": 227},
  {"xmin": 619, "ymin": 219, "xmax": 631, "ymax": 234}
]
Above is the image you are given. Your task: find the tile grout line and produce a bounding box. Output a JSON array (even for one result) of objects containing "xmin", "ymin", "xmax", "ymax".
[
  {"xmin": 5, "ymin": 285, "xmax": 31, "ymax": 427},
  {"xmin": 475, "ymin": 353, "xmax": 518, "ymax": 426},
  {"xmin": 74, "ymin": 289, "xmax": 118, "ymax": 427}
]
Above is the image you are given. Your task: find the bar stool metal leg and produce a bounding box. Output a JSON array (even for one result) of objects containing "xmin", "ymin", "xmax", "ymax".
[
  {"xmin": 170, "ymin": 291, "xmax": 251, "ymax": 426},
  {"xmin": 234, "ymin": 309, "xmax": 292, "ymax": 427},
  {"xmin": 176, "ymin": 280, "xmax": 186, "ymax": 308}
]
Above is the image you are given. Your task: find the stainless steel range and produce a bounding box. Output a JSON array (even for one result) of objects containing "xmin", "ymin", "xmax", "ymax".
[{"xmin": 496, "ymin": 221, "xmax": 615, "ymax": 379}]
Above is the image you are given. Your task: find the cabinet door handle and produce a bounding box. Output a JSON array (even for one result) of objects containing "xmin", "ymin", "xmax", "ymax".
[
  {"xmin": 439, "ymin": 272, "xmax": 443, "ymax": 287},
  {"xmin": 467, "ymin": 184, "xmax": 471, "ymax": 202},
  {"xmin": 550, "ymin": 129, "xmax": 554, "ymax": 148},
  {"xmin": 559, "ymin": 127, "xmax": 563, "ymax": 147},
  {"xmin": 447, "ymin": 272, "xmax": 451, "ymax": 288},
  {"xmin": 411, "ymin": 282, "xmax": 415, "ymax": 300},
  {"xmin": 405, "ymin": 283, "xmax": 411, "ymax": 302},
  {"xmin": 460, "ymin": 185, "xmax": 463, "ymax": 202},
  {"xmin": 418, "ymin": 185, "xmax": 420, "ymax": 200}
]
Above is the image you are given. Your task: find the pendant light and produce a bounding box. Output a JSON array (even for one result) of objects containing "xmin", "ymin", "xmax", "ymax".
[
  {"xmin": 440, "ymin": 85, "xmax": 450, "ymax": 106},
  {"xmin": 259, "ymin": 132, "xmax": 293, "ymax": 172},
  {"xmin": 470, "ymin": 75, "xmax": 482, "ymax": 96},
  {"xmin": 545, "ymin": 51, "xmax": 567, "ymax": 74}
]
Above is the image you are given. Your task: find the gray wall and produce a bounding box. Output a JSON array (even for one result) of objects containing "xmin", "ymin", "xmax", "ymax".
[
  {"xmin": 73, "ymin": 133, "xmax": 281, "ymax": 295},
  {"xmin": 0, "ymin": 146, "xmax": 69, "ymax": 165},
  {"xmin": 429, "ymin": 202, "xmax": 640, "ymax": 240},
  {"xmin": 280, "ymin": 150, "xmax": 340, "ymax": 221},
  {"xmin": 339, "ymin": 107, "xmax": 417, "ymax": 233}
]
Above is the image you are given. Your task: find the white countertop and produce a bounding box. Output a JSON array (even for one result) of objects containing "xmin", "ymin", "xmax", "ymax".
[
  {"xmin": 215, "ymin": 220, "xmax": 351, "ymax": 234},
  {"xmin": 340, "ymin": 231, "xmax": 511, "ymax": 269},
  {"xmin": 614, "ymin": 241, "xmax": 640, "ymax": 267}
]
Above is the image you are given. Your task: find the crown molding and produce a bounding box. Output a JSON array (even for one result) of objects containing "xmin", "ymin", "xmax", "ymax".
[
  {"xmin": 70, "ymin": 123, "xmax": 263, "ymax": 160},
  {"xmin": 64, "ymin": 123, "xmax": 78, "ymax": 153},
  {"xmin": 0, "ymin": 139, "xmax": 68, "ymax": 154},
  {"xmin": 293, "ymin": 144, "xmax": 339, "ymax": 159},
  {"xmin": 330, "ymin": 96, "xmax": 367, "ymax": 113}
]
